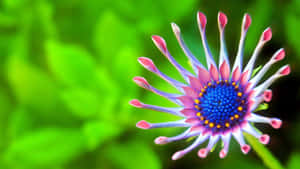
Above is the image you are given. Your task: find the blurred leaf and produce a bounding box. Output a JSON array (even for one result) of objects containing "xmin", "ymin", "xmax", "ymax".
[
  {"xmin": 93, "ymin": 10, "xmax": 140, "ymax": 65},
  {"xmin": 46, "ymin": 40, "xmax": 98, "ymax": 88},
  {"xmin": 95, "ymin": 68, "xmax": 120, "ymax": 121},
  {"xmin": 7, "ymin": 108, "xmax": 33, "ymax": 141},
  {"xmin": 159, "ymin": 0, "xmax": 197, "ymax": 21},
  {"xmin": 7, "ymin": 57, "xmax": 58, "ymax": 114},
  {"xmin": 83, "ymin": 121, "xmax": 121, "ymax": 150},
  {"xmin": 5, "ymin": 128, "xmax": 85, "ymax": 168},
  {"xmin": 287, "ymin": 153, "xmax": 300, "ymax": 169},
  {"xmin": 3, "ymin": 0, "xmax": 27, "ymax": 11},
  {"xmin": 106, "ymin": 140, "xmax": 161, "ymax": 169},
  {"xmin": 113, "ymin": 46, "xmax": 140, "ymax": 94},
  {"xmin": 61, "ymin": 88, "xmax": 100, "ymax": 119}
]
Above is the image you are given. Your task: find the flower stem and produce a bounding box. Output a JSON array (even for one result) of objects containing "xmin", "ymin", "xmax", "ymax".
[{"xmin": 244, "ymin": 133, "xmax": 285, "ymax": 169}]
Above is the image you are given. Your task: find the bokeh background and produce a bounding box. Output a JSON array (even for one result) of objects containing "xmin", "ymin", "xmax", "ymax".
[{"xmin": 0, "ymin": 0, "xmax": 299, "ymax": 169}]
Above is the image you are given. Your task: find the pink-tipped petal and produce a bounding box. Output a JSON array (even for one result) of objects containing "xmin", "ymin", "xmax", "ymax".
[
  {"xmin": 180, "ymin": 108, "xmax": 196, "ymax": 117},
  {"xmin": 188, "ymin": 76, "xmax": 203, "ymax": 90},
  {"xmin": 271, "ymin": 119, "xmax": 282, "ymax": 129},
  {"xmin": 244, "ymin": 14, "xmax": 251, "ymax": 30},
  {"xmin": 189, "ymin": 126, "xmax": 203, "ymax": 132},
  {"xmin": 218, "ymin": 12, "xmax": 228, "ymax": 29},
  {"xmin": 263, "ymin": 28, "xmax": 272, "ymax": 42},
  {"xmin": 279, "ymin": 65, "xmax": 291, "ymax": 75},
  {"xmin": 197, "ymin": 12, "xmax": 207, "ymax": 30},
  {"xmin": 241, "ymin": 145, "xmax": 251, "ymax": 154},
  {"xmin": 232, "ymin": 67, "xmax": 241, "ymax": 82},
  {"xmin": 152, "ymin": 35, "xmax": 167, "ymax": 53},
  {"xmin": 263, "ymin": 90, "xmax": 272, "ymax": 102},
  {"xmin": 177, "ymin": 96, "xmax": 194, "ymax": 108},
  {"xmin": 209, "ymin": 64, "xmax": 219, "ymax": 81},
  {"xmin": 138, "ymin": 57, "xmax": 157, "ymax": 72},
  {"xmin": 182, "ymin": 87, "xmax": 198, "ymax": 98},
  {"xmin": 136, "ymin": 120, "xmax": 151, "ymax": 129},
  {"xmin": 129, "ymin": 99, "xmax": 143, "ymax": 108},
  {"xmin": 172, "ymin": 151, "xmax": 185, "ymax": 160},
  {"xmin": 244, "ymin": 82, "xmax": 253, "ymax": 94},
  {"xmin": 155, "ymin": 136, "xmax": 169, "ymax": 144},
  {"xmin": 240, "ymin": 71, "xmax": 249, "ymax": 86},
  {"xmin": 133, "ymin": 76, "xmax": 150, "ymax": 89},
  {"xmin": 198, "ymin": 67, "xmax": 211, "ymax": 85},
  {"xmin": 220, "ymin": 61, "xmax": 230, "ymax": 80},
  {"xmin": 259, "ymin": 134, "xmax": 270, "ymax": 144},
  {"xmin": 219, "ymin": 149, "xmax": 227, "ymax": 159},
  {"xmin": 274, "ymin": 49, "xmax": 285, "ymax": 61},
  {"xmin": 185, "ymin": 117, "xmax": 200, "ymax": 124},
  {"xmin": 198, "ymin": 148, "xmax": 208, "ymax": 158}
]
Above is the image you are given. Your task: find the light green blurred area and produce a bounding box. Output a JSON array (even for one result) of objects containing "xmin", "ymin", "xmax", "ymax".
[{"xmin": 0, "ymin": 0, "xmax": 299, "ymax": 169}]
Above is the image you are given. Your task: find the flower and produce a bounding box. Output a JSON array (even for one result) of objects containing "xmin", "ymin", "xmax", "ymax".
[{"xmin": 130, "ymin": 12, "xmax": 290, "ymax": 160}]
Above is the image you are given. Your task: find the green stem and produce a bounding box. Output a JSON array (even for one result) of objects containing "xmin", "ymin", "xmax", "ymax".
[{"xmin": 244, "ymin": 133, "xmax": 285, "ymax": 169}]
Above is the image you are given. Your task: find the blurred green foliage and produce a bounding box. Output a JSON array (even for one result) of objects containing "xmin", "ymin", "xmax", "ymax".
[{"xmin": 0, "ymin": 0, "xmax": 298, "ymax": 169}]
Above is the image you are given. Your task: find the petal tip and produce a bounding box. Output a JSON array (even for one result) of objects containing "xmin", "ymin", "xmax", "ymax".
[
  {"xmin": 244, "ymin": 13, "xmax": 251, "ymax": 30},
  {"xmin": 197, "ymin": 11, "xmax": 207, "ymax": 30},
  {"xmin": 198, "ymin": 148, "xmax": 208, "ymax": 158},
  {"xmin": 271, "ymin": 119, "xmax": 282, "ymax": 129},
  {"xmin": 274, "ymin": 49, "xmax": 285, "ymax": 61},
  {"xmin": 218, "ymin": 11, "xmax": 228, "ymax": 28},
  {"xmin": 241, "ymin": 145, "xmax": 251, "ymax": 154},
  {"xmin": 136, "ymin": 120, "xmax": 151, "ymax": 129},
  {"xmin": 138, "ymin": 57, "xmax": 157, "ymax": 72},
  {"xmin": 280, "ymin": 65, "xmax": 291, "ymax": 75},
  {"xmin": 152, "ymin": 35, "xmax": 167, "ymax": 53},
  {"xmin": 219, "ymin": 149, "xmax": 227, "ymax": 159},
  {"xmin": 262, "ymin": 27, "xmax": 272, "ymax": 41},
  {"xmin": 171, "ymin": 22, "xmax": 180, "ymax": 34},
  {"xmin": 172, "ymin": 151, "xmax": 185, "ymax": 160},
  {"xmin": 263, "ymin": 90, "xmax": 272, "ymax": 102},
  {"xmin": 129, "ymin": 99, "xmax": 143, "ymax": 108},
  {"xmin": 259, "ymin": 134, "xmax": 270, "ymax": 144},
  {"xmin": 154, "ymin": 136, "xmax": 169, "ymax": 144},
  {"xmin": 133, "ymin": 76, "xmax": 150, "ymax": 89}
]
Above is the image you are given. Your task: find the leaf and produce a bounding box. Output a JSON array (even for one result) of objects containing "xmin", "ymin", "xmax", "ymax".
[
  {"xmin": 106, "ymin": 140, "xmax": 161, "ymax": 169},
  {"xmin": 255, "ymin": 103, "xmax": 269, "ymax": 112},
  {"xmin": 252, "ymin": 65, "xmax": 262, "ymax": 77},
  {"xmin": 4, "ymin": 128, "xmax": 85, "ymax": 168},
  {"xmin": 287, "ymin": 153, "xmax": 300, "ymax": 169},
  {"xmin": 61, "ymin": 88, "xmax": 101, "ymax": 119},
  {"xmin": 6, "ymin": 57, "xmax": 59, "ymax": 114},
  {"xmin": 245, "ymin": 133, "xmax": 284, "ymax": 169},
  {"xmin": 46, "ymin": 40, "xmax": 98, "ymax": 88},
  {"xmin": 82, "ymin": 121, "xmax": 121, "ymax": 150},
  {"xmin": 93, "ymin": 10, "xmax": 140, "ymax": 65},
  {"xmin": 7, "ymin": 107, "xmax": 33, "ymax": 141},
  {"xmin": 112, "ymin": 46, "xmax": 141, "ymax": 95},
  {"xmin": 159, "ymin": 0, "xmax": 197, "ymax": 21}
]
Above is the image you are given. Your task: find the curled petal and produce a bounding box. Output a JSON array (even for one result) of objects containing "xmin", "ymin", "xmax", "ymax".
[
  {"xmin": 197, "ymin": 11, "xmax": 217, "ymax": 69},
  {"xmin": 243, "ymin": 27, "xmax": 272, "ymax": 81},
  {"xmin": 233, "ymin": 13, "xmax": 251, "ymax": 73},
  {"xmin": 152, "ymin": 35, "xmax": 193, "ymax": 81}
]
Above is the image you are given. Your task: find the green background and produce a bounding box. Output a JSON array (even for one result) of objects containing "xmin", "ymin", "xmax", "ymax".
[{"xmin": 0, "ymin": 0, "xmax": 299, "ymax": 169}]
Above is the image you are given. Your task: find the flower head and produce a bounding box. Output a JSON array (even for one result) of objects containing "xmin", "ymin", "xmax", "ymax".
[{"xmin": 130, "ymin": 12, "xmax": 290, "ymax": 160}]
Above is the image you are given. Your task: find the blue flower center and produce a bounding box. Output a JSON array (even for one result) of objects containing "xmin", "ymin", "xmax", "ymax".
[{"xmin": 194, "ymin": 81, "xmax": 248, "ymax": 133}]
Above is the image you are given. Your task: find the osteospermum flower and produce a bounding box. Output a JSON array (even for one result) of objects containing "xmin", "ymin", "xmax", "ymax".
[{"xmin": 130, "ymin": 12, "xmax": 290, "ymax": 160}]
